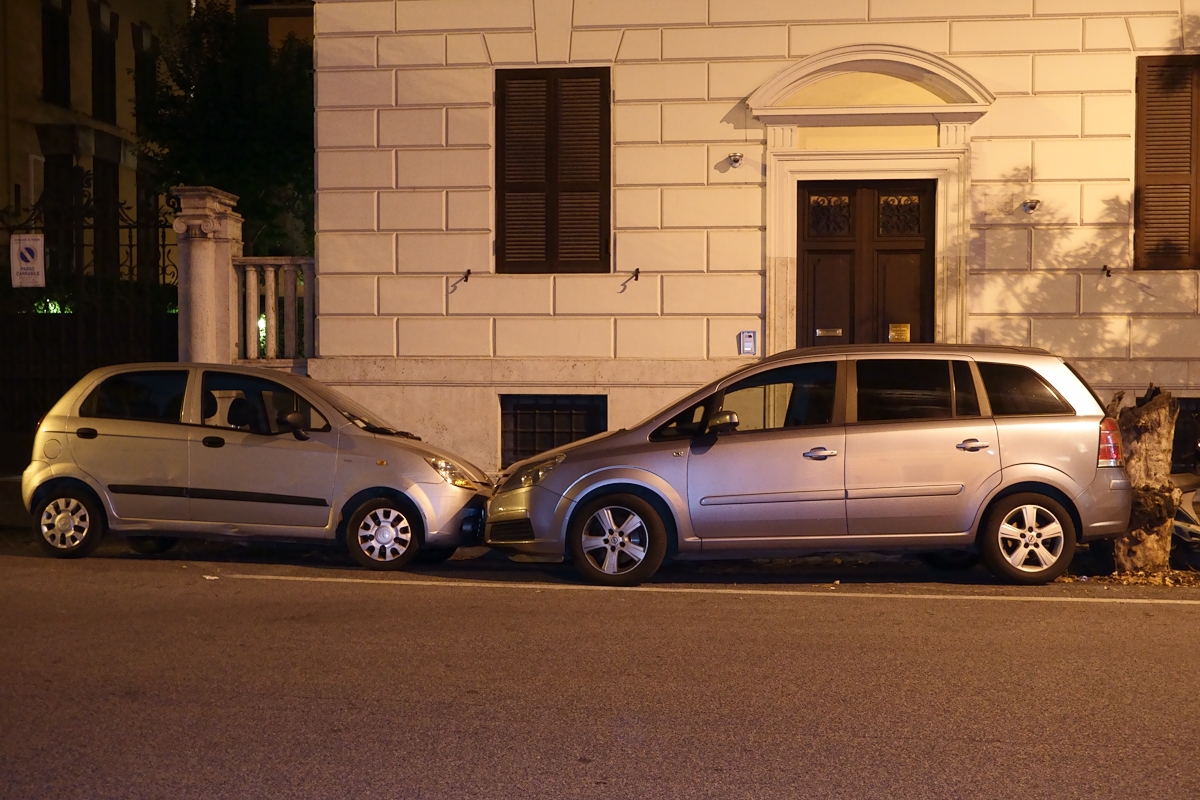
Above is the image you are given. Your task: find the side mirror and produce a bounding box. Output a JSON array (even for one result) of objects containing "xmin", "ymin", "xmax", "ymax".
[
  {"xmin": 708, "ymin": 410, "xmax": 740, "ymax": 435},
  {"xmin": 280, "ymin": 410, "xmax": 310, "ymax": 441}
]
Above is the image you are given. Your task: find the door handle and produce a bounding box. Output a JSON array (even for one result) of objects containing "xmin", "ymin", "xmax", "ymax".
[
  {"xmin": 956, "ymin": 439, "xmax": 990, "ymax": 452},
  {"xmin": 803, "ymin": 447, "xmax": 838, "ymax": 460},
  {"xmin": 75, "ymin": 427, "xmax": 97, "ymax": 439},
  {"xmin": 202, "ymin": 436, "xmax": 225, "ymax": 448}
]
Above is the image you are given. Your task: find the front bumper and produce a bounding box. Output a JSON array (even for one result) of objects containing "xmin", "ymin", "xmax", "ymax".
[
  {"xmin": 484, "ymin": 485, "xmax": 564, "ymax": 556},
  {"xmin": 427, "ymin": 492, "xmax": 488, "ymax": 548}
]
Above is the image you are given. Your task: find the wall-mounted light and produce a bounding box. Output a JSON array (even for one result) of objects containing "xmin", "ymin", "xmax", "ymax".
[
  {"xmin": 1021, "ymin": 199, "xmax": 1041, "ymax": 214},
  {"xmin": 728, "ymin": 152, "xmax": 744, "ymax": 169}
]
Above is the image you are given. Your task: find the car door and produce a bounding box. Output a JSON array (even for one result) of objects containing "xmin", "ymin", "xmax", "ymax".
[
  {"xmin": 188, "ymin": 370, "xmax": 339, "ymax": 530},
  {"xmin": 844, "ymin": 358, "xmax": 1000, "ymax": 536},
  {"xmin": 67, "ymin": 368, "xmax": 191, "ymax": 521},
  {"xmin": 686, "ymin": 360, "xmax": 847, "ymax": 542}
]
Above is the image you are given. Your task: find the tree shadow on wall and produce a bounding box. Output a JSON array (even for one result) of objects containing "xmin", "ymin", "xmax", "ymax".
[{"xmin": 967, "ymin": 168, "xmax": 1145, "ymax": 367}]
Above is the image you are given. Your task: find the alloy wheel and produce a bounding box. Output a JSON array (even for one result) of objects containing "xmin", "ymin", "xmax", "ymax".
[
  {"xmin": 996, "ymin": 503, "xmax": 1065, "ymax": 573},
  {"xmin": 579, "ymin": 506, "xmax": 649, "ymax": 576}
]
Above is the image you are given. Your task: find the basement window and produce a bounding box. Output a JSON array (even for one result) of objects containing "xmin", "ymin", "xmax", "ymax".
[{"xmin": 500, "ymin": 394, "xmax": 607, "ymax": 468}]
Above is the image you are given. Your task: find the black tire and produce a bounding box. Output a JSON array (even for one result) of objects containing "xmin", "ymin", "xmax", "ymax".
[
  {"xmin": 33, "ymin": 487, "xmax": 106, "ymax": 559},
  {"xmin": 346, "ymin": 496, "xmax": 422, "ymax": 571},
  {"xmin": 980, "ymin": 493, "xmax": 1077, "ymax": 585},
  {"xmin": 414, "ymin": 546, "xmax": 457, "ymax": 565},
  {"xmin": 917, "ymin": 550, "xmax": 981, "ymax": 571},
  {"xmin": 126, "ymin": 536, "xmax": 180, "ymax": 556},
  {"xmin": 568, "ymin": 493, "xmax": 667, "ymax": 587}
]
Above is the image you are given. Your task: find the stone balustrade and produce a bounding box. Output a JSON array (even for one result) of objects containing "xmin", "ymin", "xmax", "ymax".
[{"xmin": 235, "ymin": 257, "xmax": 316, "ymax": 360}]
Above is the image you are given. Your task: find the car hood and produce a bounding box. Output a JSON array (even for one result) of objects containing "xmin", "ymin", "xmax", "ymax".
[
  {"xmin": 501, "ymin": 428, "xmax": 628, "ymax": 475},
  {"xmin": 371, "ymin": 433, "xmax": 491, "ymax": 485}
]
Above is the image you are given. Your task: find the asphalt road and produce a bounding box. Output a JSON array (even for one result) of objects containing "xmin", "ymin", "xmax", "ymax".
[{"xmin": 2, "ymin": 527, "xmax": 1199, "ymax": 800}]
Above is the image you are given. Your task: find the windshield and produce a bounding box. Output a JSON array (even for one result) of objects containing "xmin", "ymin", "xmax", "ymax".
[{"xmin": 305, "ymin": 382, "xmax": 420, "ymax": 439}]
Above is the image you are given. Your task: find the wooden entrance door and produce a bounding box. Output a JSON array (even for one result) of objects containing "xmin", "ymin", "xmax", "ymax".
[{"xmin": 796, "ymin": 180, "xmax": 936, "ymax": 347}]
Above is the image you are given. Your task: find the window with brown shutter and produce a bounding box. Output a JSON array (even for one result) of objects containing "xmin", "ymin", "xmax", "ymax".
[
  {"xmin": 1137, "ymin": 56, "xmax": 1200, "ymax": 270},
  {"xmin": 496, "ymin": 67, "xmax": 610, "ymax": 274}
]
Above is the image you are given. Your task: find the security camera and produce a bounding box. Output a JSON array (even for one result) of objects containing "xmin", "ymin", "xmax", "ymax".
[
  {"xmin": 1021, "ymin": 199, "xmax": 1041, "ymax": 214},
  {"xmin": 728, "ymin": 152, "xmax": 744, "ymax": 169}
]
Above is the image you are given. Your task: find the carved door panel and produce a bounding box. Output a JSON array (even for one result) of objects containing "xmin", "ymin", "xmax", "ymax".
[{"xmin": 797, "ymin": 181, "xmax": 935, "ymax": 347}]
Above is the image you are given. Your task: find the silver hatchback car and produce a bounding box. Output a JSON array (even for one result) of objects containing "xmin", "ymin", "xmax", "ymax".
[
  {"xmin": 485, "ymin": 345, "xmax": 1132, "ymax": 586},
  {"xmin": 22, "ymin": 363, "xmax": 491, "ymax": 569}
]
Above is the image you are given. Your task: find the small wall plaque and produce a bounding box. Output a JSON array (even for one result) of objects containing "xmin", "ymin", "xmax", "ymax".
[
  {"xmin": 815, "ymin": 328, "xmax": 843, "ymax": 337},
  {"xmin": 888, "ymin": 323, "xmax": 911, "ymax": 343}
]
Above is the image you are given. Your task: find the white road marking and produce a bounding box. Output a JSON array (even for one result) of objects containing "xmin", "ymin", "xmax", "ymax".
[{"xmin": 221, "ymin": 573, "xmax": 1200, "ymax": 606}]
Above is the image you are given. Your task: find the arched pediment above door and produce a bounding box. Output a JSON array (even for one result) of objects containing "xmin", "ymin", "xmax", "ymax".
[{"xmin": 748, "ymin": 44, "xmax": 995, "ymax": 127}]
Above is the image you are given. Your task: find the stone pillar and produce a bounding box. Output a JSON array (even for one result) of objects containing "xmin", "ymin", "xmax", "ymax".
[{"xmin": 171, "ymin": 186, "xmax": 244, "ymax": 363}]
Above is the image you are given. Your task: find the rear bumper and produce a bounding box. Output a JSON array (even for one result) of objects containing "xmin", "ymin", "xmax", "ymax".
[{"xmin": 1075, "ymin": 467, "xmax": 1132, "ymax": 542}]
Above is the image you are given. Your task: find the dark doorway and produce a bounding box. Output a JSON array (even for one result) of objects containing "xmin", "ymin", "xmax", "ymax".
[{"xmin": 797, "ymin": 180, "xmax": 936, "ymax": 347}]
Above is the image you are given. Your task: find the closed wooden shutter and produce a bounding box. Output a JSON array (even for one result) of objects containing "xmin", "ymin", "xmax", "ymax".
[
  {"xmin": 496, "ymin": 68, "xmax": 610, "ymax": 273},
  {"xmin": 1137, "ymin": 56, "xmax": 1200, "ymax": 270}
]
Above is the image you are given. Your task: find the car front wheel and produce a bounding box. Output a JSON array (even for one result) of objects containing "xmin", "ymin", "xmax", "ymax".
[
  {"xmin": 980, "ymin": 493, "xmax": 1076, "ymax": 585},
  {"xmin": 35, "ymin": 489, "xmax": 105, "ymax": 559},
  {"xmin": 568, "ymin": 493, "xmax": 667, "ymax": 587},
  {"xmin": 346, "ymin": 497, "xmax": 422, "ymax": 570}
]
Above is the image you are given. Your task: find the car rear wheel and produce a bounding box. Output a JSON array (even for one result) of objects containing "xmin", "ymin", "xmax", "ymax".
[
  {"xmin": 34, "ymin": 489, "xmax": 105, "ymax": 559},
  {"xmin": 346, "ymin": 497, "xmax": 422, "ymax": 570},
  {"xmin": 126, "ymin": 536, "xmax": 179, "ymax": 556},
  {"xmin": 568, "ymin": 494, "xmax": 667, "ymax": 587},
  {"xmin": 980, "ymin": 493, "xmax": 1076, "ymax": 585}
]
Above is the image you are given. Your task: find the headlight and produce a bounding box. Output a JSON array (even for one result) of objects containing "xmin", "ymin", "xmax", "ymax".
[
  {"xmin": 500, "ymin": 454, "xmax": 565, "ymax": 492},
  {"xmin": 424, "ymin": 457, "xmax": 475, "ymax": 489}
]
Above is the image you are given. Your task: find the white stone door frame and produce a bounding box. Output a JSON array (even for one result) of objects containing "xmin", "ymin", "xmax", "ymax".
[{"xmin": 763, "ymin": 137, "xmax": 970, "ymax": 356}]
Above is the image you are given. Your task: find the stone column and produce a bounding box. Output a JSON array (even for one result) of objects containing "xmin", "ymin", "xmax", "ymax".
[{"xmin": 171, "ymin": 186, "xmax": 244, "ymax": 363}]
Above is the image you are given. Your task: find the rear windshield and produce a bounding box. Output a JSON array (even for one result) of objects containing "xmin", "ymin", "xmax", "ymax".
[{"xmin": 977, "ymin": 362, "xmax": 1073, "ymax": 416}]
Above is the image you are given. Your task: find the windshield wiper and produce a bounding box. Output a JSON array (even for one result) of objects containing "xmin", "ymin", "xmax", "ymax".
[{"xmin": 361, "ymin": 422, "xmax": 421, "ymax": 440}]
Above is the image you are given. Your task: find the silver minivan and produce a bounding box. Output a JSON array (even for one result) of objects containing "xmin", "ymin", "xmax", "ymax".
[
  {"xmin": 485, "ymin": 345, "xmax": 1132, "ymax": 586},
  {"xmin": 22, "ymin": 363, "xmax": 491, "ymax": 569}
]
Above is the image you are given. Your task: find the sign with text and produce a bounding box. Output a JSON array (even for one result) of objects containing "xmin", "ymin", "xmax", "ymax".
[
  {"xmin": 10, "ymin": 234, "xmax": 45, "ymax": 288},
  {"xmin": 888, "ymin": 323, "xmax": 911, "ymax": 343}
]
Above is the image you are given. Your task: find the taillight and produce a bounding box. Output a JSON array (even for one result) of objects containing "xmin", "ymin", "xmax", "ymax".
[{"xmin": 1098, "ymin": 417, "xmax": 1123, "ymax": 468}]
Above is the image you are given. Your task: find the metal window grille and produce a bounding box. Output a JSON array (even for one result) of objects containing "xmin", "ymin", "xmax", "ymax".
[{"xmin": 500, "ymin": 394, "xmax": 607, "ymax": 468}]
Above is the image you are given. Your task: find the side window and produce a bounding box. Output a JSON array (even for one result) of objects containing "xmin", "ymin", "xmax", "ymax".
[
  {"xmin": 857, "ymin": 359, "xmax": 951, "ymax": 422},
  {"xmin": 650, "ymin": 398, "xmax": 712, "ymax": 441},
  {"xmin": 977, "ymin": 363, "xmax": 1073, "ymax": 416},
  {"xmin": 79, "ymin": 370, "xmax": 188, "ymax": 423},
  {"xmin": 952, "ymin": 361, "xmax": 980, "ymax": 417},
  {"xmin": 718, "ymin": 362, "xmax": 838, "ymax": 433},
  {"xmin": 201, "ymin": 372, "xmax": 330, "ymax": 435}
]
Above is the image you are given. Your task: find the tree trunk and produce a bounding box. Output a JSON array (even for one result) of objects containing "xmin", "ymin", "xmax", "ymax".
[{"xmin": 1108, "ymin": 386, "xmax": 1180, "ymax": 574}]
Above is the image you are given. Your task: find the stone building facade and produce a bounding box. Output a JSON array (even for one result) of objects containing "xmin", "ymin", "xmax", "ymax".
[{"xmin": 310, "ymin": 0, "xmax": 1200, "ymax": 471}]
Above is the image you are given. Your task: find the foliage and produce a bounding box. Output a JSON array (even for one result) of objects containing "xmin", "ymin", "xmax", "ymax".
[{"xmin": 138, "ymin": 1, "xmax": 314, "ymax": 256}]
